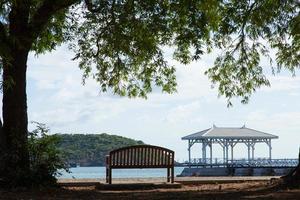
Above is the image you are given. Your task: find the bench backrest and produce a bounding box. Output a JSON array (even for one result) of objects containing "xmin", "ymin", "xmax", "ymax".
[{"xmin": 106, "ymin": 145, "xmax": 174, "ymax": 168}]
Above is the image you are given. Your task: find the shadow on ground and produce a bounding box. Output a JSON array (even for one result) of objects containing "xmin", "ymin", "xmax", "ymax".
[{"xmin": 0, "ymin": 181, "xmax": 300, "ymax": 200}]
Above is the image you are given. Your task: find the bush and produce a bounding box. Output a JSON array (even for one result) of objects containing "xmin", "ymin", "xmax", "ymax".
[{"xmin": 27, "ymin": 122, "xmax": 69, "ymax": 186}]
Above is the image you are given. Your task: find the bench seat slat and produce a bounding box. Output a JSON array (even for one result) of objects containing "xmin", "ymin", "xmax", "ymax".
[
  {"xmin": 150, "ymin": 148, "xmax": 153, "ymax": 166},
  {"xmin": 147, "ymin": 148, "xmax": 150, "ymax": 166},
  {"xmin": 127, "ymin": 149, "xmax": 130, "ymax": 166}
]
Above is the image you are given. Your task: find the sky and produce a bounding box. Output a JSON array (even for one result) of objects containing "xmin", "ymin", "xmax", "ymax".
[{"xmin": 22, "ymin": 45, "xmax": 300, "ymax": 162}]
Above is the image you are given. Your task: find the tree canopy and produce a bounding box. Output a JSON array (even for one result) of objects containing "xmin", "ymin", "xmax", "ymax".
[{"xmin": 0, "ymin": 0, "xmax": 298, "ymax": 102}]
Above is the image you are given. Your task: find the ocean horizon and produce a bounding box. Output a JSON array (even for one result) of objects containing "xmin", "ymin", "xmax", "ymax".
[{"xmin": 58, "ymin": 166, "xmax": 185, "ymax": 179}]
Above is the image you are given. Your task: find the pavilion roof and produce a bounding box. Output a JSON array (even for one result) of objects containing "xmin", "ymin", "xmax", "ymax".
[{"xmin": 182, "ymin": 125, "xmax": 278, "ymax": 140}]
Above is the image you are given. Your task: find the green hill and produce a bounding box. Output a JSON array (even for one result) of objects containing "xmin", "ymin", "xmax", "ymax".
[{"xmin": 56, "ymin": 133, "xmax": 144, "ymax": 167}]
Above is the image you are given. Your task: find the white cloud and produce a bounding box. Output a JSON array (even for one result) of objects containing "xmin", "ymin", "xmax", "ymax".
[
  {"xmin": 247, "ymin": 110, "xmax": 268, "ymax": 122},
  {"xmin": 164, "ymin": 101, "xmax": 203, "ymax": 124},
  {"xmin": 28, "ymin": 47, "xmax": 78, "ymax": 90},
  {"xmin": 247, "ymin": 111, "xmax": 300, "ymax": 132},
  {"xmin": 262, "ymin": 75, "xmax": 300, "ymax": 93}
]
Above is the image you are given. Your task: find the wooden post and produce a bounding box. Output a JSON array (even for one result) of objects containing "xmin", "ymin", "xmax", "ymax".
[
  {"xmin": 106, "ymin": 167, "xmax": 109, "ymax": 183},
  {"xmin": 171, "ymin": 166, "xmax": 174, "ymax": 183},
  {"xmin": 167, "ymin": 167, "xmax": 170, "ymax": 182},
  {"xmin": 106, "ymin": 155, "xmax": 109, "ymax": 183},
  {"xmin": 109, "ymin": 168, "xmax": 112, "ymax": 184}
]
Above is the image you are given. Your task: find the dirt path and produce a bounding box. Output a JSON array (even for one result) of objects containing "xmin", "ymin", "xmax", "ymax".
[{"xmin": 1, "ymin": 181, "xmax": 300, "ymax": 199}]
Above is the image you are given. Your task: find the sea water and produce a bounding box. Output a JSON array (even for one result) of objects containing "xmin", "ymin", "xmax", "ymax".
[{"xmin": 58, "ymin": 166, "xmax": 185, "ymax": 179}]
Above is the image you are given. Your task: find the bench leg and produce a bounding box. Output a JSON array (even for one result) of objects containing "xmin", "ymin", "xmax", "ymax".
[
  {"xmin": 167, "ymin": 168, "xmax": 170, "ymax": 182},
  {"xmin": 109, "ymin": 168, "xmax": 112, "ymax": 184},
  {"xmin": 106, "ymin": 167, "xmax": 109, "ymax": 183},
  {"xmin": 171, "ymin": 167, "xmax": 174, "ymax": 183}
]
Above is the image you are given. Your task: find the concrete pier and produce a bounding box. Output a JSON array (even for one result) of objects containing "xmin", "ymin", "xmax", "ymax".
[{"xmin": 178, "ymin": 167, "xmax": 294, "ymax": 177}]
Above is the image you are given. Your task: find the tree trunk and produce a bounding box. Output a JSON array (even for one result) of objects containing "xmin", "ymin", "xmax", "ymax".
[
  {"xmin": 281, "ymin": 149, "xmax": 300, "ymax": 187},
  {"xmin": 0, "ymin": 119, "xmax": 4, "ymax": 173},
  {"xmin": 0, "ymin": 49, "xmax": 29, "ymax": 186}
]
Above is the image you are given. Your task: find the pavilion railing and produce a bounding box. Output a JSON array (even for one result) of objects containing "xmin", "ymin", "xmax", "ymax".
[
  {"xmin": 186, "ymin": 158, "xmax": 298, "ymax": 168},
  {"xmin": 228, "ymin": 158, "xmax": 299, "ymax": 168}
]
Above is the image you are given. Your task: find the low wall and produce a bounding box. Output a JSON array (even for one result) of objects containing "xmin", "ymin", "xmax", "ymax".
[
  {"xmin": 178, "ymin": 167, "xmax": 294, "ymax": 177},
  {"xmin": 179, "ymin": 167, "xmax": 229, "ymax": 177}
]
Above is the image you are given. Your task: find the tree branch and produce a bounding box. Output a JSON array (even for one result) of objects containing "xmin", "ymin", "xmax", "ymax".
[
  {"xmin": 230, "ymin": 1, "xmax": 257, "ymax": 54},
  {"xmin": 0, "ymin": 0, "xmax": 9, "ymax": 48},
  {"xmin": 27, "ymin": 0, "xmax": 79, "ymax": 44},
  {"xmin": 0, "ymin": 0, "xmax": 9, "ymax": 8},
  {"xmin": 0, "ymin": 22, "xmax": 7, "ymax": 42},
  {"xmin": 84, "ymin": 0, "xmax": 102, "ymax": 13},
  {"xmin": 0, "ymin": 22, "xmax": 10, "ymax": 58}
]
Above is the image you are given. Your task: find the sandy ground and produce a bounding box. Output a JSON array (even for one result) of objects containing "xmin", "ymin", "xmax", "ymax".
[
  {"xmin": 0, "ymin": 178, "xmax": 300, "ymax": 199},
  {"xmin": 58, "ymin": 176, "xmax": 278, "ymax": 184}
]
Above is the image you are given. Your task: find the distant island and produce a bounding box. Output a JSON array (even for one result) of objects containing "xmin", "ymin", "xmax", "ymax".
[{"xmin": 56, "ymin": 133, "xmax": 144, "ymax": 167}]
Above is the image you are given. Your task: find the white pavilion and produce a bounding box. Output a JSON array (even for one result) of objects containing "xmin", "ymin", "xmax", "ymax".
[{"xmin": 182, "ymin": 125, "xmax": 278, "ymax": 164}]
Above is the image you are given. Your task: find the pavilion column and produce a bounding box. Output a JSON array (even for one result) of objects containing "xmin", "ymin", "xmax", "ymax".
[
  {"xmin": 204, "ymin": 143, "xmax": 207, "ymax": 163},
  {"xmin": 202, "ymin": 141, "xmax": 207, "ymax": 164},
  {"xmin": 229, "ymin": 142, "xmax": 237, "ymax": 163},
  {"xmin": 209, "ymin": 141, "xmax": 213, "ymax": 165},
  {"xmin": 251, "ymin": 143, "xmax": 255, "ymax": 160},
  {"xmin": 188, "ymin": 140, "xmax": 191, "ymax": 165},
  {"xmin": 230, "ymin": 144, "xmax": 234, "ymax": 163},
  {"xmin": 268, "ymin": 139, "xmax": 272, "ymax": 160},
  {"xmin": 222, "ymin": 145, "xmax": 226, "ymax": 164},
  {"xmin": 247, "ymin": 142, "xmax": 251, "ymax": 162},
  {"xmin": 225, "ymin": 140, "xmax": 229, "ymax": 164}
]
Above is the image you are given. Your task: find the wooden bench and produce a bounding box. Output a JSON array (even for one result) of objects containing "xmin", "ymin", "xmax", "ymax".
[{"xmin": 106, "ymin": 145, "xmax": 175, "ymax": 184}]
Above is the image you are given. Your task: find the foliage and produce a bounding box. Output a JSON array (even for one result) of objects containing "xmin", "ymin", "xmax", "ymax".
[
  {"xmin": 0, "ymin": 0, "xmax": 298, "ymax": 102},
  {"xmin": 205, "ymin": 0, "xmax": 299, "ymax": 106},
  {"xmin": 56, "ymin": 133, "xmax": 144, "ymax": 166},
  {"xmin": 68, "ymin": 0, "xmax": 220, "ymax": 97},
  {"xmin": 27, "ymin": 122, "xmax": 69, "ymax": 187}
]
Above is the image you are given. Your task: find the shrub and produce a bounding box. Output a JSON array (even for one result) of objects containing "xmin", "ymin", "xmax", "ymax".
[{"xmin": 27, "ymin": 122, "xmax": 69, "ymax": 186}]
